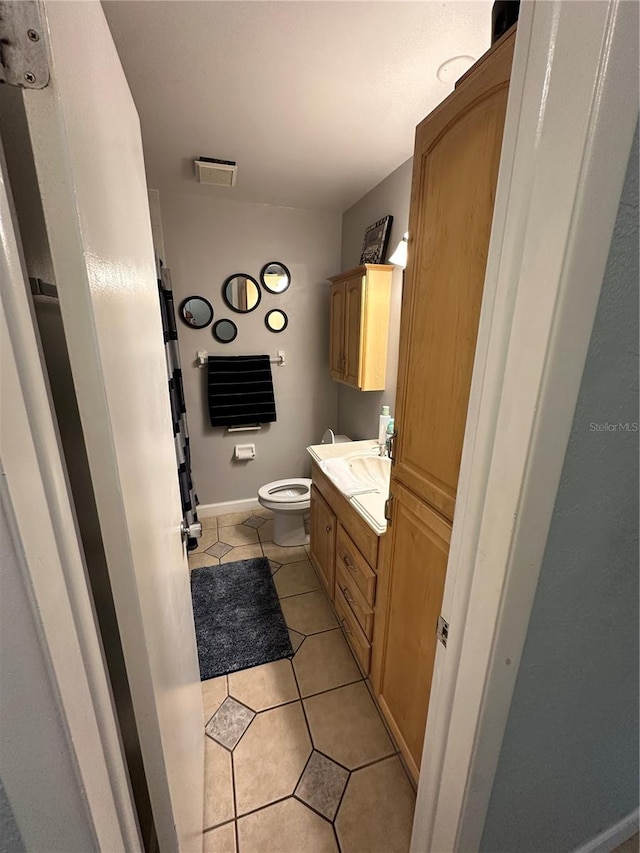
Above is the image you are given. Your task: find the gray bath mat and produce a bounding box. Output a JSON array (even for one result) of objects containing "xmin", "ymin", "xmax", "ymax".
[{"xmin": 190, "ymin": 556, "xmax": 293, "ymax": 679}]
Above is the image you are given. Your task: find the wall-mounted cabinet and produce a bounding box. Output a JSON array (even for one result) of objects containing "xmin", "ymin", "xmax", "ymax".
[{"xmin": 328, "ymin": 264, "xmax": 393, "ymax": 391}]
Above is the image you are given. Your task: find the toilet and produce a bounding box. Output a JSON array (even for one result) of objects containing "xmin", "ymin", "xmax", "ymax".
[
  {"xmin": 257, "ymin": 478, "xmax": 312, "ymax": 547},
  {"xmin": 257, "ymin": 429, "xmax": 351, "ymax": 547}
]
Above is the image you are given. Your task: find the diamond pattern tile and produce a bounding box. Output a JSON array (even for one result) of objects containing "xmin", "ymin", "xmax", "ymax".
[
  {"xmin": 288, "ymin": 629, "xmax": 305, "ymax": 654},
  {"xmin": 189, "ymin": 552, "xmax": 218, "ymax": 570},
  {"xmin": 206, "ymin": 541, "xmax": 234, "ymax": 559},
  {"xmin": 242, "ymin": 515, "xmax": 265, "ymax": 529},
  {"xmin": 295, "ymin": 750, "xmax": 349, "ymax": 820},
  {"xmin": 205, "ymin": 696, "xmax": 254, "ymax": 750},
  {"xmin": 193, "ymin": 529, "xmax": 220, "ymax": 554}
]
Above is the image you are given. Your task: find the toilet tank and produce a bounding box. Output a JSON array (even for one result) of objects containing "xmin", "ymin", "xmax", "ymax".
[{"xmin": 321, "ymin": 428, "xmax": 352, "ymax": 445}]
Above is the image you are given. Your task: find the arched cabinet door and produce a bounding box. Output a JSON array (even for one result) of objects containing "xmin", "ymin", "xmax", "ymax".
[
  {"xmin": 372, "ymin": 29, "xmax": 516, "ymax": 783},
  {"xmin": 393, "ymin": 31, "xmax": 515, "ymax": 523}
]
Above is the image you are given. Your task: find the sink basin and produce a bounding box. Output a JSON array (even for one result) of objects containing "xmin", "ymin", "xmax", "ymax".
[{"xmin": 346, "ymin": 455, "xmax": 391, "ymax": 492}]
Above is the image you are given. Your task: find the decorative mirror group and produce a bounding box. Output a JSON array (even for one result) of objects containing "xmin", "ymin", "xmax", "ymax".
[
  {"xmin": 178, "ymin": 261, "xmax": 290, "ymax": 342},
  {"xmin": 261, "ymin": 262, "xmax": 290, "ymax": 294},
  {"xmin": 223, "ymin": 274, "xmax": 261, "ymax": 313},
  {"xmin": 180, "ymin": 296, "xmax": 213, "ymax": 329}
]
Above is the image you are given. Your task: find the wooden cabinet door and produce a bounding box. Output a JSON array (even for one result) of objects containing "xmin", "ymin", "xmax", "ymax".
[
  {"xmin": 371, "ymin": 483, "xmax": 451, "ymax": 781},
  {"xmin": 329, "ymin": 282, "xmax": 345, "ymax": 381},
  {"xmin": 343, "ymin": 274, "xmax": 364, "ymax": 387},
  {"xmin": 393, "ymin": 32, "xmax": 515, "ymax": 521},
  {"xmin": 309, "ymin": 486, "xmax": 336, "ymax": 598}
]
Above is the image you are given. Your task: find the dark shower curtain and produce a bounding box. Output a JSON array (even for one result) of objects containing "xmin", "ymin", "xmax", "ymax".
[{"xmin": 157, "ymin": 261, "xmax": 200, "ymax": 550}]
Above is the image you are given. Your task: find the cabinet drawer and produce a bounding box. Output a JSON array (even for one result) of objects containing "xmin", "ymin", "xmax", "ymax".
[
  {"xmin": 335, "ymin": 564, "xmax": 374, "ymax": 641},
  {"xmin": 335, "ymin": 584, "xmax": 371, "ymax": 676},
  {"xmin": 336, "ymin": 524, "xmax": 376, "ymax": 606}
]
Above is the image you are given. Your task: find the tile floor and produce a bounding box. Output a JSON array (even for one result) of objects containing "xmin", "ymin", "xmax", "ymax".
[{"xmin": 189, "ymin": 508, "xmax": 416, "ymax": 853}]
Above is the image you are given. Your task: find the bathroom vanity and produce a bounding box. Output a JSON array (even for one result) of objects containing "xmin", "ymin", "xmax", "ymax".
[{"xmin": 307, "ymin": 440, "xmax": 388, "ymax": 675}]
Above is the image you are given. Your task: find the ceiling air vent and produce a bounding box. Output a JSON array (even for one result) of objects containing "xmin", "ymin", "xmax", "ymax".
[{"xmin": 194, "ymin": 157, "xmax": 237, "ymax": 188}]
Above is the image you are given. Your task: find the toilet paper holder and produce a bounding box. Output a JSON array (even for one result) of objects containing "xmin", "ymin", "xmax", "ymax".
[{"xmin": 234, "ymin": 443, "xmax": 256, "ymax": 461}]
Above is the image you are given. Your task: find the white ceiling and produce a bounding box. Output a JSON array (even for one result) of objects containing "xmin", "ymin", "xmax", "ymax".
[{"xmin": 102, "ymin": 1, "xmax": 492, "ymax": 212}]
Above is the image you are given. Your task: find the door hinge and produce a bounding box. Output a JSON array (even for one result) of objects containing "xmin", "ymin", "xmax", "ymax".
[
  {"xmin": 0, "ymin": 0, "xmax": 50, "ymax": 89},
  {"xmin": 437, "ymin": 615, "xmax": 449, "ymax": 648},
  {"xmin": 384, "ymin": 493, "xmax": 394, "ymax": 525}
]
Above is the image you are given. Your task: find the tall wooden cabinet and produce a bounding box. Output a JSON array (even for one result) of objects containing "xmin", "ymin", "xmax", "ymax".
[
  {"xmin": 328, "ymin": 264, "xmax": 392, "ymax": 391},
  {"xmin": 371, "ymin": 29, "xmax": 516, "ymax": 782}
]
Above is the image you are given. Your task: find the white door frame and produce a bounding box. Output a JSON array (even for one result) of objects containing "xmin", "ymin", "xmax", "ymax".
[
  {"xmin": 411, "ymin": 1, "xmax": 638, "ymax": 850},
  {"xmin": 0, "ymin": 139, "xmax": 141, "ymax": 851}
]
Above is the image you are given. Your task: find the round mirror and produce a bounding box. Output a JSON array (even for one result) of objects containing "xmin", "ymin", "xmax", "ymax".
[
  {"xmin": 222, "ymin": 274, "xmax": 261, "ymax": 313},
  {"xmin": 212, "ymin": 318, "xmax": 238, "ymax": 343},
  {"xmin": 265, "ymin": 309, "xmax": 288, "ymax": 333},
  {"xmin": 179, "ymin": 296, "xmax": 213, "ymax": 329},
  {"xmin": 260, "ymin": 261, "xmax": 291, "ymax": 294}
]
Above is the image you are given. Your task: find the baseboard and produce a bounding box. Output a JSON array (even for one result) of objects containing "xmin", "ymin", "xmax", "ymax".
[
  {"xmin": 572, "ymin": 808, "xmax": 639, "ymax": 853},
  {"xmin": 197, "ymin": 497, "xmax": 261, "ymax": 518}
]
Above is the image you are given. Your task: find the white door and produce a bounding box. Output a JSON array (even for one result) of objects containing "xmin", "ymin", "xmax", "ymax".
[{"xmin": 18, "ymin": 1, "xmax": 204, "ymax": 850}]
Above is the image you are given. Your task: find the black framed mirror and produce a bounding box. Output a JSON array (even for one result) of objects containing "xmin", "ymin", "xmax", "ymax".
[
  {"xmin": 212, "ymin": 318, "xmax": 238, "ymax": 343},
  {"xmin": 260, "ymin": 261, "xmax": 291, "ymax": 294},
  {"xmin": 222, "ymin": 274, "xmax": 261, "ymax": 313},
  {"xmin": 179, "ymin": 296, "xmax": 214, "ymax": 329},
  {"xmin": 265, "ymin": 309, "xmax": 288, "ymax": 333}
]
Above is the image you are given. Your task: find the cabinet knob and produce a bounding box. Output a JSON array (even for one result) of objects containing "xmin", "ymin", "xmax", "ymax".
[{"xmin": 325, "ymin": 525, "xmax": 332, "ymax": 533}]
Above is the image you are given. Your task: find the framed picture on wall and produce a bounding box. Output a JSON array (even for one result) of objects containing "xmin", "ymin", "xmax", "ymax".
[{"xmin": 359, "ymin": 215, "xmax": 394, "ymax": 265}]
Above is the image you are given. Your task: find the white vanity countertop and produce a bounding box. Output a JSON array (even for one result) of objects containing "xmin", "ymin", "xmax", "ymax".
[
  {"xmin": 306, "ymin": 439, "xmax": 388, "ymax": 536},
  {"xmin": 307, "ymin": 438, "xmax": 379, "ymax": 463}
]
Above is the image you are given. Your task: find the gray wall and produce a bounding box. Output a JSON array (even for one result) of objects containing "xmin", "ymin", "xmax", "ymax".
[
  {"xmin": 0, "ymin": 480, "xmax": 97, "ymax": 853},
  {"xmin": 160, "ymin": 191, "xmax": 341, "ymax": 505},
  {"xmin": 337, "ymin": 157, "xmax": 413, "ymax": 439},
  {"xmin": 481, "ymin": 126, "xmax": 639, "ymax": 852}
]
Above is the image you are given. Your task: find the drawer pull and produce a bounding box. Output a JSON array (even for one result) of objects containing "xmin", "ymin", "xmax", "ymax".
[
  {"xmin": 343, "ymin": 553, "xmax": 356, "ymax": 572},
  {"xmin": 341, "ymin": 585, "xmax": 354, "ymax": 606},
  {"xmin": 340, "ymin": 617, "xmax": 353, "ymax": 637}
]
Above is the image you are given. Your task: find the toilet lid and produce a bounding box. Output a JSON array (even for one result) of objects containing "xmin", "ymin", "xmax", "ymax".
[{"xmin": 258, "ymin": 478, "xmax": 312, "ymax": 503}]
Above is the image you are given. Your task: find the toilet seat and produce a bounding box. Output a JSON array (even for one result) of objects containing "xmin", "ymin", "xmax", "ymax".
[{"xmin": 257, "ymin": 478, "xmax": 312, "ymax": 505}]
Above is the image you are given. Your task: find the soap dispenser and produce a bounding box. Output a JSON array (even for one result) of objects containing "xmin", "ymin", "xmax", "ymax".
[{"xmin": 378, "ymin": 405, "xmax": 391, "ymax": 446}]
